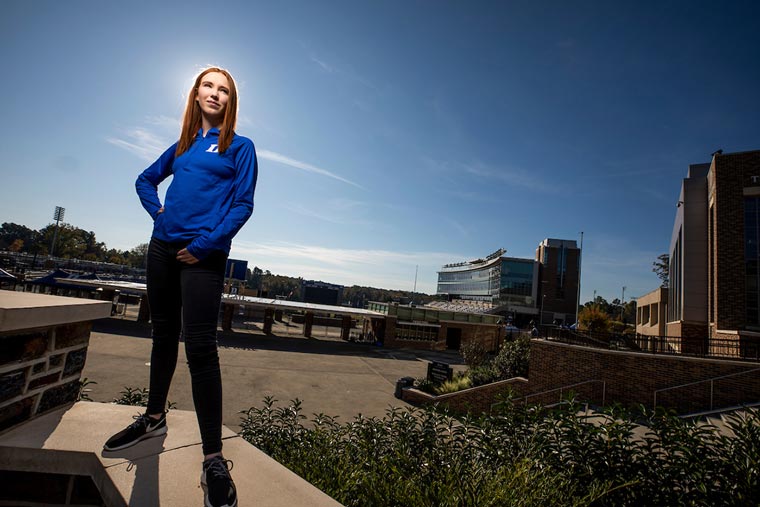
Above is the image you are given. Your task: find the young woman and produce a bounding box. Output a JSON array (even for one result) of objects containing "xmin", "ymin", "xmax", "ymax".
[{"xmin": 104, "ymin": 67, "xmax": 257, "ymax": 507}]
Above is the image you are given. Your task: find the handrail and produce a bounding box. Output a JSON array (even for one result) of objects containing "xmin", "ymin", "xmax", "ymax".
[
  {"xmin": 653, "ymin": 367, "xmax": 760, "ymax": 410},
  {"xmin": 522, "ymin": 379, "xmax": 606, "ymax": 407}
]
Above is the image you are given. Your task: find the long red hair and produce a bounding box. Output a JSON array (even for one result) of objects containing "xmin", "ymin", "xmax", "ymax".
[{"xmin": 176, "ymin": 67, "xmax": 238, "ymax": 157}]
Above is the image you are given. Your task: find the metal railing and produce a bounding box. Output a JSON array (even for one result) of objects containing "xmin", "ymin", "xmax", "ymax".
[
  {"xmin": 522, "ymin": 379, "xmax": 606, "ymax": 407},
  {"xmin": 542, "ymin": 327, "xmax": 760, "ymax": 363},
  {"xmin": 653, "ymin": 367, "xmax": 760, "ymax": 412}
]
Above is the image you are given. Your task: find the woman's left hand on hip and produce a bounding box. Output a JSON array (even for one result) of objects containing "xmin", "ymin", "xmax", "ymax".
[{"xmin": 177, "ymin": 248, "xmax": 200, "ymax": 265}]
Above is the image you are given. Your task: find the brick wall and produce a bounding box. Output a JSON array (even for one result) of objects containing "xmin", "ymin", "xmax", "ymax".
[
  {"xmin": 383, "ymin": 316, "xmax": 502, "ymax": 352},
  {"xmin": 402, "ymin": 339, "xmax": 760, "ymax": 415},
  {"xmin": 0, "ymin": 322, "xmax": 91, "ymax": 433},
  {"xmin": 402, "ymin": 378, "xmax": 530, "ymax": 414},
  {"xmin": 713, "ymin": 151, "xmax": 760, "ymax": 331}
]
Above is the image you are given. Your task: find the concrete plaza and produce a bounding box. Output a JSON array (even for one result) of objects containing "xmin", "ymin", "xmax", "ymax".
[{"xmin": 82, "ymin": 317, "xmax": 465, "ymax": 433}]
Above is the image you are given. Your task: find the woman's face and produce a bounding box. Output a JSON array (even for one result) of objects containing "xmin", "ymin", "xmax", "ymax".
[{"xmin": 195, "ymin": 71, "xmax": 230, "ymax": 122}]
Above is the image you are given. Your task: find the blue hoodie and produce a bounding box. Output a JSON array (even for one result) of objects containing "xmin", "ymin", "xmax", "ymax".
[{"xmin": 135, "ymin": 128, "xmax": 257, "ymax": 260}]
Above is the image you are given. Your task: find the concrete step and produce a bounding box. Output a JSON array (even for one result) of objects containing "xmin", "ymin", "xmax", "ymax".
[{"xmin": 0, "ymin": 402, "xmax": 343, "ymax": 506}]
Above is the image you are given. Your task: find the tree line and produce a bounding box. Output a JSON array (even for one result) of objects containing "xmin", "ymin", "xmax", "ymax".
[
  {"xmin": 0, "ymin": 222, "xmax": 149, "ymax": 268},
  {"xmin": 245, "ymin": 266, "xmax": 433, "ymax": 306},
  {"xmin": 1, "ymin": 221, "xmax": 432, "ymax": 303}
]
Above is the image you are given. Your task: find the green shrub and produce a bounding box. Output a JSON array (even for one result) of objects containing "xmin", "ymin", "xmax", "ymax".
[
  {"xmin": 239, "ymin": 397, "xmax": 760, "ymax": 507},
  {"xmin": 491, "ymin": 336, "xmax": 530, "ymax": 379},
  {"xmin": 111, "ymin": 386, "xmax": 176, "ymax": 410},
  {"xmin": 413, "ymin": 377, "xmax": 437, "ymax": 394},
  {"xmin": 460, "ymin": 340, "xmax": 489, "ymax": 368},
  {"xmin": 434, "ymin": 374, "xmax": 472, "ymax": 395},
  {"xmin": 416, "ymin": 337, "xmax": 531, "ymax": 396},
  {"xmin": 467, "ymin": 364, "xmax": 499, "ymax": 387},
  {"xmin": 77, "ymin": 377, "xmax": 96, "ymax": 402}
]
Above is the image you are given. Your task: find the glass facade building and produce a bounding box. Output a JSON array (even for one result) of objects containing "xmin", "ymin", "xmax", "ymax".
[
  {"xmin": 436, "ymin": 252, "xmax": 539, "ymax": 306},
  {"xmin": 436, "ymin": 256, "xmax": 502, "ymax": 301}
]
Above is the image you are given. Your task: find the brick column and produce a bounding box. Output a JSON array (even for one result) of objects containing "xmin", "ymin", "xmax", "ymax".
[
  {"xmin": 137, "ymin": 294, "xmax": 151, "ymax": 322},
  {"xmin": 303, "ymin": 312, "xmax": 314, "ymax": 338},
  {"xmin": 340, "ymin": 315, "xmax": 352, "ymax": 341},
  {"xmin": 263, "ymin": 308, "xmax": 274, "ymax": 335},
  {"xmin": 221, "ymin": 303, "xmax": 235, "ymax": 332}
]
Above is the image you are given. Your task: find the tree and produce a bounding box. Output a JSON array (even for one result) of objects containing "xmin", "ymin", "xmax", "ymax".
[
  {"xmin": 128, "ymin": 243, "xmax": 149, "ymax": 268},
  {"xmin": 653, "ymin": 253, "xmax": 669, "ymax": 288},
  {"xmin": 8, "ymin": 239, "xmax": 24, "ymax": 252},
  {"xmin": 578, "ymin": 304, "xmax": 611, "ymax": 334},
  {"xmin": 246, "ymin": 266, "xmax": 263, "ymax": 290},
  {"xmin": 0, "ymin": 222, "xmax": 38, "ymax": 252}
]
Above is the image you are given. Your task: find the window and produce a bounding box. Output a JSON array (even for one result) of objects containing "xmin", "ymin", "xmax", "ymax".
[{"xmin": 746, "ymin": 198, "xmax": 760, "ymax": 325}]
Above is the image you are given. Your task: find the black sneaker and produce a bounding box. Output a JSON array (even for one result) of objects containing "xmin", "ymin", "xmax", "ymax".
[
  {"xmin": 201, "ymin": 456, "xmax": 237, "ymax": 507},
  {"xmin": 103, "ymin": 412, "xmax": 167, "ymax": 451}
]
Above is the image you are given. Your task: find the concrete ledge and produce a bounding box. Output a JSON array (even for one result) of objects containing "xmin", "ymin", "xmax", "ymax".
[
  {"xmin": 0, "ymin": 292, "xmax": 111, "ymax": 333},
  {"xmin": 0, "ymin": 402, "xmax": 343, "ymax": 506}
]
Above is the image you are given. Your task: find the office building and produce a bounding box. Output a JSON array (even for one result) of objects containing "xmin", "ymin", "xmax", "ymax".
[
  {"xmin": 435, "ymin": 239, "xmax": 580, "ymax": 325},
  {"xmin": 661, "ymin": 149, "xmax": 760, "ymax": 341}
]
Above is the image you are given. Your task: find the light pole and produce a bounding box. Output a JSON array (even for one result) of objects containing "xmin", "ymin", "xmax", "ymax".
[
  {"xmin": 411, "ymin": 265, "xmax": 418, "ymax": 306},
  {"xmin": 620, "ymin": 286, "xmax": 626, "ymax": 321},
  {"xmin": 575, "ymin": 231, "xmax": 583, "ymax": 326},
  {"xmin": 538, "ymin": 280, "xmax": 549, "ymax": 326},
  {"xmin": 540, "ymin": 294, "xmax": 547, "ymax": 325},
  {"xmin": 50, "ymin": 206, "xmax": 65, "ymax": 257}
]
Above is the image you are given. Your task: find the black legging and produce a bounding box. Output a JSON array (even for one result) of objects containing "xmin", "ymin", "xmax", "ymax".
[{"xmin": 145, "ymin": 237, "xmax": 226, "ymax": 456}]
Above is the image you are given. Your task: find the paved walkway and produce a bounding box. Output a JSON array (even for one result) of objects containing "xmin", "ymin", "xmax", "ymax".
[{"xmin": 83, "ymin": 318, "xmax": 465, "ymax": 433}]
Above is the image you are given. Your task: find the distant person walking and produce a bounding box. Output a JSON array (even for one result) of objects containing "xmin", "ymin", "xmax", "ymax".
[{"xmin": 104, "ymin": 66, "xmax": 257, "ymax": 507}]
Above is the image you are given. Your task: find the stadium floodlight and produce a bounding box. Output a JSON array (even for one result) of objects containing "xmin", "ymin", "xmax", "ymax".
[{"xmin": 50, "ymin": 206, "xmax": 65, "ymax": 258}]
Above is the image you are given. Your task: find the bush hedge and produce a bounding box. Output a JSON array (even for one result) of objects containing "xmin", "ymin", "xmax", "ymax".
[{"xmin": 239, "ymin": 397, "xmax": 760, "ymax": 507}]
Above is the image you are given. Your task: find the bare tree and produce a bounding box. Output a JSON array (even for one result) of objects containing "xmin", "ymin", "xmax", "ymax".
[{"xmin": 653, "ymin": 253, "xmax": 669, "ymax": 288}]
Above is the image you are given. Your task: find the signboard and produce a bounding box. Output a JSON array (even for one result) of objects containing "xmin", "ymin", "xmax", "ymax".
[
  {"xmin": 427, "ymin": 361, "xmax": 453, "ymax": 384},
  {"xmin": 225, "ymin": 259, "xmax": 248, "ymax": 281}
]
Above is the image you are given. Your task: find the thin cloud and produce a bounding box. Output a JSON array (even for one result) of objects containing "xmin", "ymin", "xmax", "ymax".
[
  {"xmin": 308, "ymin": 53, "xmax": 379, "ymax": 92},
  {"xmin": 107, "ymin": 123, "xmax": 360, "ymax": 192},
  {"xmin": 258, "ymin": 149, "xmax": 364, "ymax": 189},
  {"xmin": 310, "ymin": 56, "xmax": 334, "ymax": 73},
  {"xmin": 231, "ymin": 240, "xmax": 462, "ymax": 293},
  {"xmin": 447, "ymin": 219, "xmax": 469, "ymax": 237},
  {"xmin": 282, "ymin": 201, "xmax": 372, "ymax": 226},
  {"xmin": 234, "ymin": 240, "xmax": 459, "ymax": 269},
  {"xmin": 107, "ymin": 128, "xmax": 168, "ymax": 162},
  {"xmin": 145, "ymin": 115, "xmax": 181, "ymax": 131},
  {"xmin": 464, "ymin": 161, "xmax": 556, "ymax": 193}
]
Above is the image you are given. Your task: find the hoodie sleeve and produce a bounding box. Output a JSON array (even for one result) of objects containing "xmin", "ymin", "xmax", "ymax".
[
  {"xmin": 135, "ymin": 143, "xmax": 178, "ymax": 220},
  {"xmin": 186, "ymin": 139, "xmax": 258, "ymax": 260}
]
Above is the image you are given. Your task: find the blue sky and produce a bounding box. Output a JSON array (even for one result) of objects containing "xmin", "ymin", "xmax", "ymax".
[{"xmin": 1, "ymin": 1, "xmax": 759, "ymax": 302}]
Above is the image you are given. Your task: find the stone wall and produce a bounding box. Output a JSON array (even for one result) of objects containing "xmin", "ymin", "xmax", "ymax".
[{"xmin": 0, "ymin": 322, "xmax": 91, "ymax": 433}]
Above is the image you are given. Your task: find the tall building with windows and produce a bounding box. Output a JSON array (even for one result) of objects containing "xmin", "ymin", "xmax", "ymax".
[
  {"xmin": 436, "ymin": 240, "xmax": 580, "ymax": 325},
  {"xmin": 666, "ymin": 149, "xmax": 760, "ymax": 341},
  {"xmin": 535, "ymin": 238, "xmax": 581, "ymax": 324}
]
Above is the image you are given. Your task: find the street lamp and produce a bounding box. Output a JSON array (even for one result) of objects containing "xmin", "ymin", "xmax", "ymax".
[{"xmin": 540, "ymin": 294, "xmax": 547, "ymax": 325}]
